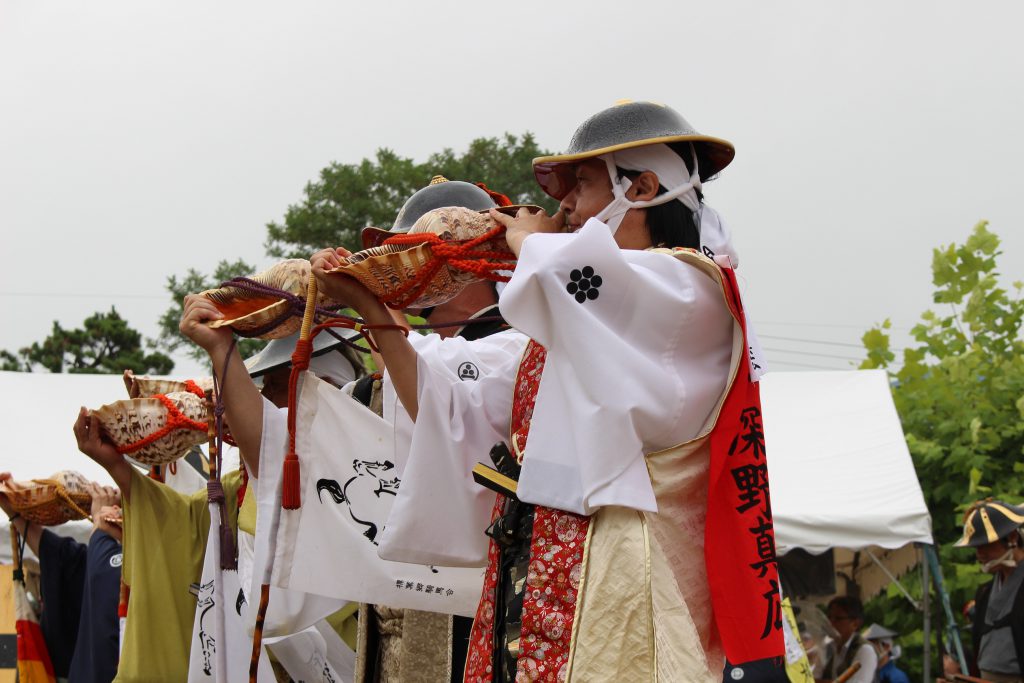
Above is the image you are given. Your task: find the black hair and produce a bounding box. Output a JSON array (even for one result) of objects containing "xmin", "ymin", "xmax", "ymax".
[
  {"xmin": 616, "ymin": 146, "xmax": 702, "ymax": 249},
  {"xmin": 827, "ymin": 595, "xmax": 865, "ymax": 621}
]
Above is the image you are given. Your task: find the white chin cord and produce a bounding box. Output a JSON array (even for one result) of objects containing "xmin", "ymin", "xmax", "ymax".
[
  {"xmin": 593, "ymin": 148, "xmax": 701, "ymax": 235},
  {"xmin": 982, "ymin": 548, "xmax": 1019, "ymax": 573}
]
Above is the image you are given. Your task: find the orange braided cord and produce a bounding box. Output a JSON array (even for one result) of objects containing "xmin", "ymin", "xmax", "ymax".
[
  {"xmin": 379, "ymin": 226, "xmax": 516, "ymax": 308},
  {"xmin": 474, "ymin": 182, "xmax": 513, "ymax": 207},
  {"xmin": 183, "ymin": 379, "xmax": 206, "ymax": 399},
  {"xmin": 285, "ymin": 339, "xmax": 313, "ymax": 456},
  {"xmin": 115, "ymin": 394, "xmax": 208, "ymax": 455},
  {"xmin": 55, "ymin": 487, "xmax": 92, "ymax": 521}
]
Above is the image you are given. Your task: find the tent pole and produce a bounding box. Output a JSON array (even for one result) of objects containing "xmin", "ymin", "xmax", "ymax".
[
  {"xmin": 865, "ymin": 549, "xmax": 920, "ymax": 609},
  {"xmin": 924, "ymin": 543, "xmax": 968, "ymax": 674},
  {"xmin": 921, "ymin": 542, "xmax": 931, "ymax": 683}
]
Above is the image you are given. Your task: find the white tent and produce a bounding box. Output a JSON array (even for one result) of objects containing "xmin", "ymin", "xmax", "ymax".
[
  {"xmin": 1, "ymin": 371, "xmax": 139, "ymax": 483},
  {"xmin": 762, "ymin": 369, "xmax": 934, "ymax": 599}
]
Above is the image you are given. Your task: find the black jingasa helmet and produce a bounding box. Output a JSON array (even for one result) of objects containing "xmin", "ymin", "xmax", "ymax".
[
  {"xmin": 360, "ymin": 176, "xmax": 498, "ymax": 249},
  {"xmin": 532, "ymin": 100, "xmax": 736, "ymax": 201},
  {"xmin": 955, "ymin": 499, "xmax": 1024, "ymax": 547}
]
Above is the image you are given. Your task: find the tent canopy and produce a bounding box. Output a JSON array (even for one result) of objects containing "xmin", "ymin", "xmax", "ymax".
[
  {"xmin": 763, "ymin": 369, "xmax": 933, "ymax": 555},
  {"xmin": 762, "ymin": 369, "xmax": 933, "ymax": 601}
]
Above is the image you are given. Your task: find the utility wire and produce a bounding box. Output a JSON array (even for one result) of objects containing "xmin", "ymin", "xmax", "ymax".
[
  {"xmin": 755, "ymin": 319, "xmax": 912, "ymax": 332},
  {"xmin": 763, "ymin": 347, "xmax": 862, "ymax": 362},
  {"xmin": 759, "ymin": 333, "xmax": 905, "ymax": 354},
  {"xmin": 767, "ymin": 359, "xmax": 857, "ymax": 371},
  {"xmin": 0, "ymin": 291, "xmax": 166, "ymax": 300}
]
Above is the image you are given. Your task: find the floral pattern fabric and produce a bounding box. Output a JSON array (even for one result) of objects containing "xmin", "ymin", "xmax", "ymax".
[{"xmin": 464, "ymin": 341, "xmax": 591, "ymax": 683}]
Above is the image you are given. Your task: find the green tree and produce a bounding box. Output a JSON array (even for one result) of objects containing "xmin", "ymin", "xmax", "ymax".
[
  {"xmin": 264, "ymin": 133, "xmax": 558, "ymax": 259},
  {"xmin": 157, "ymin": 258, "xmax": 267, "ymax": 364},
  {"xmin": 3, "ymin": 308, "xmax": 174, "ymax": 374},
  {"xmin": 859, "ymin": 222, "xmax": 1024, "ymax": 679}
]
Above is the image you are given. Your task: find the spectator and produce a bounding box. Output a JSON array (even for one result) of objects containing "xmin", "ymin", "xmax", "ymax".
[
  {"xmin": 822, "ymin": 596, "xmax": 878, "ymax": 683},
  {"xmin": 864, "ymin": 623, "xmax": 909, "ymax": 683},
  {"xmin": 956, "ymin": 499, "xmax": 1024, "ymax": 682}
]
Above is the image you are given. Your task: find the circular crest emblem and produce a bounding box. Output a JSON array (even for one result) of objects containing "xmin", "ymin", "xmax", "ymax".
[
  {"xmin": 110, "ymin": 553, "xmax": 123, "ymax": 568},
  {"xmin": 457, "ymin": 362, "xmax": 480, "ymax": 381}
]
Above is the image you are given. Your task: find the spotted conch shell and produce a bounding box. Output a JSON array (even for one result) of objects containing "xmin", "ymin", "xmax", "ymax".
[
  {"xmin": 330, "ymin": 206, "xmax": 516, "ymax": 309},
  {"xmin": 201, "ymin": 259, "xmax": 340, "ymax": 339},
  {"xmin": 0, "ymin": 471, "xmax": 93, "ymax": 526},
  {"xmin": 122, "ymin": 371, "xmax": 213, "ymax": 399},
  {"xmin": 92, "ymin": 391, "xmax": 208, "ymax": 466}
]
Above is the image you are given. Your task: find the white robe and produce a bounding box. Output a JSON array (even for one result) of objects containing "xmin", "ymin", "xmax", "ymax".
[{"xmin": 378, "ymin": 218, "xmax": 733, "ymax": 566}]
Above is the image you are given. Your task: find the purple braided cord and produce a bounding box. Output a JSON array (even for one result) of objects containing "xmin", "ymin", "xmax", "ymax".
[
  {"xmin": 210, "ymin": 338, "xmax": 238, "ymax": 571},
  {"xmin": 218, "ymin": 277, "xmax": 352, "ymax": 339},
  {"xmin": 220, "ymin": 276, "xmax": 506, "ymax": 350}
]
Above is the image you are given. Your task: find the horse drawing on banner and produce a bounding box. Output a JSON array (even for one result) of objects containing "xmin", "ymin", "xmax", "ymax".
[
  {"xmin": 195, "ymin": 579, "xmax": 216, "ymax": 675},
  {"xmin": 316, "ymin": 459, "xmax": 400, "ymax": 544}
]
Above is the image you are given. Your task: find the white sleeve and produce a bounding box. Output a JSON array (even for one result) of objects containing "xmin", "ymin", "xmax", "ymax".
[
  {"xmin": 847, "ymin": 643, "xmax": 879, "ymax": 683},
  {"xmin": 381, "ymin": 330, "xmax": 528, "ymax": 459},
  {"xmin": 376, "ymin": 330, "xmax": 527, "ymax": 566},
  {"xmin": 500, "ymin": 218, "xmax": 733, "ymax": 515}
]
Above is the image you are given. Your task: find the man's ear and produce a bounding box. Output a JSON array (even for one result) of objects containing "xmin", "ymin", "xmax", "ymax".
[{"xmin": 625, "ymin": 171, "xmax": 660, "ymax": 202}]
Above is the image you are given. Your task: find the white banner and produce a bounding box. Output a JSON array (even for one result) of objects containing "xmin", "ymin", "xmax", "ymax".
[
  {"xmin": 188, "ymin": 506, "xmax": 274, "ymax": 683},
  {"xmin": 271, "ymin": 373, "xmax": 484, "ymax": 617},
  {"xmin": 265, "ymin": 622, "xmax": 356, "ymax": 683}
]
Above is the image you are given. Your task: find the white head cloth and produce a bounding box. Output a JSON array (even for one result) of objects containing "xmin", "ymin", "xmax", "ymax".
[
  {"xmin": 593, "ymin": 142, "xmax": 740, "ymax": 268},
  {"xmin": 308, "ymin": 350, "xmax": 357, "ymax": 388}
]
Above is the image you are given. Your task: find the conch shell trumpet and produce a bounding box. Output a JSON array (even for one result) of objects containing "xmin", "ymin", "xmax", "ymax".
[
  {"xmin": 92, "ymin": 391, "xmax": 208, "ymax": 466},
  {"xmin": 122, "ymin": 370, "xmax": 212, "ymax": 399},
  {"xmin": 330, "ymin": 206, "xmax": 518, "ymax": 309},
  {"xmin": 201, "ymin": 259, "xmax": 341, "ymax": 339},
  {"xmin": 0, "ymin": 471, "xmax": 93, "ymax": 526}
]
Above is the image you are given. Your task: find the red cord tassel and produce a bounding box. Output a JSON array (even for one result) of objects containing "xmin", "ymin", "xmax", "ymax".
[
  {"xmin": 282, "ymin": 338, "xmax": 312, "ymax": 510},
  {"xmin": 281, "ymin": 453, "xmax": 301, "ymax": 509}
]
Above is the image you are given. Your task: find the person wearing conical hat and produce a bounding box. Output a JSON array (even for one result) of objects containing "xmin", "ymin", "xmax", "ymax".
[
  {"xmin": 956, "ymin": 498, "xmax": 1024, "ymax": 682},
  {"xmin": 312, "ymin": 100, "xmax": 782, "ymax": 681},
  {"xmin": 864, "ymin": 624, "xmax": 910, "ymax": 683}
]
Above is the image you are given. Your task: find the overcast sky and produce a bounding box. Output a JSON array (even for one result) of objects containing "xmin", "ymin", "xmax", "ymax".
[{"xmin": 2, "ymin": 0, "xmax": 1022, "ymax": 378}]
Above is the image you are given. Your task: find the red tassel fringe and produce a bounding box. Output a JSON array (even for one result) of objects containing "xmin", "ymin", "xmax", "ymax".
[{"xmin": 281, "ymin": 454, "xmax": 301, "ymax": 509}]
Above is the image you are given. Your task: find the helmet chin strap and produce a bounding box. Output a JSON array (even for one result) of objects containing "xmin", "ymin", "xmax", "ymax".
[
  {"xmin": 982, "ymin": 546, "xmax": 1019, "ymax": 573},
  {"xmin": 593, "ymin": 147, "xmax": 702, "ymax": 236}
]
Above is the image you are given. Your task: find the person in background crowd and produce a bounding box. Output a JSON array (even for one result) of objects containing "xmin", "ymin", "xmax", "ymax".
[
  {"xmin": 957, "ymin": 499, "xmax": 1024, "ymax": 683},
  {"xmin": 821, "ymin": 596, "xmax": 878, "ymax": 683},
  {"xmin": 0, "ymin": 475, "xmax": 122, "ymax": 682},
  {"xmin": 864, "ymin": 623, "xmax": 909, "ymax": 683}
]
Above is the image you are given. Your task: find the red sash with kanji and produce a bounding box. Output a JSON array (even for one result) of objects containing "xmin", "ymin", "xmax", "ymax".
[{"xmin": 705, "ymin": 264, "xmax": 784, "ymax": 664}]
